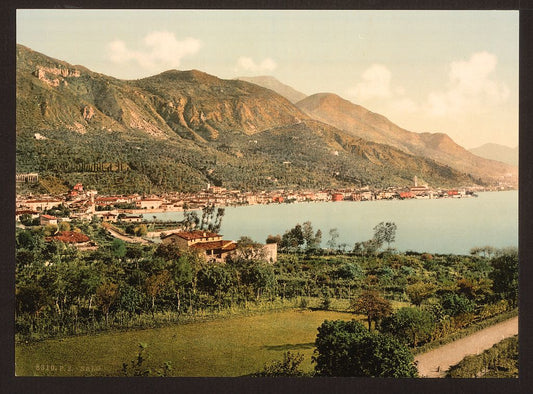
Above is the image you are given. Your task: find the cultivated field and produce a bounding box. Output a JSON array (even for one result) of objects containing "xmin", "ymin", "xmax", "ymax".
[{"xmin": 16, "ymin": 309, "xmax": 354, "ymax": 377}]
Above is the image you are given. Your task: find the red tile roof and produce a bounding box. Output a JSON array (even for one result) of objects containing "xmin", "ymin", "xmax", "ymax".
[
  {"xmin": 26, "ymin": 199, "xmax": 62, "ymax": 203},
  {"xmin": 47, "ymin": 231, "xmax": 90, "ymax": 243},
  {"xmin": 16, "ymin": 210, "xmax": 38, "ymax": 215},
  {"xmin": 190, "ymin": 240, "xmax": 237, "ymax": 252},
  {"xmin": 96, "ymin": 197, "xmax": 119, "ymax": 202},
  {"xmin": 41, "ymin": 214, "xmax": 58, "ymax": 220}
]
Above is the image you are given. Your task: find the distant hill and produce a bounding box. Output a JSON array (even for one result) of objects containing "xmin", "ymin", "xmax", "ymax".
[
  {"xmin": 236, "ymin": 76, "xmax": 307, "ymax": 104},
  {"xmin": 296, "ymin": 93, "xmax": 517, "ymax": 181},
  {"xmin": 469, "ymin": 143, "xmax": 518, "ymax": 166},
  {"xmin": 16, "ymin": 44, "xmax": 483, "ymax": 194}
]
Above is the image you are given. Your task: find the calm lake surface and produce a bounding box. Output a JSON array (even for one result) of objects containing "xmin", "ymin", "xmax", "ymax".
[{"xmin": 152, "ymin": 190, "xmax": 518, "ymax": 255}]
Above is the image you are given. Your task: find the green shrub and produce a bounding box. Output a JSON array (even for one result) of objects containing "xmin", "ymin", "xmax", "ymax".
[
  {"xmin": 256, "ymin": 351, "xmax": 306, "ymax": 377},
  {"xmin": 446, "ymin": 336, "xmax": 518, "ymax": 378}
]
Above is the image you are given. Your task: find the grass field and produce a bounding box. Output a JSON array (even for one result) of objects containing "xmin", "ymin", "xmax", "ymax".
[{"xmin": 15, "ymin": 309, "xmax": 355, "ymax": 377}]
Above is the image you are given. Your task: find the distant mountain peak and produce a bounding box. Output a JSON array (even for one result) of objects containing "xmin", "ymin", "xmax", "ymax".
[
  {"xmin": 469, "ymin": 143, "xmax": 518, "ymax": 166},
  {"xmin": 235, "ymin": 75, "xmax": 307, "ymax": 104},
  {"xmin": 297, "ymin": 92, "xmax": 365, "ymax": 111}
]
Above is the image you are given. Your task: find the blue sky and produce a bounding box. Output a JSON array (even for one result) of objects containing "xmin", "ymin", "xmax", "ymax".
[{"xmin": 17, "ymin": 10, "xmax": 518, "ymax": 149}]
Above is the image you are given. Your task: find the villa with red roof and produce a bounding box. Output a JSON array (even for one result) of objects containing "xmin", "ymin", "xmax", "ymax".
[
  {"xmin": 161, "ymin": 230, "xmax": 237, "ymax": 263},
  {"xmin": 40, "ymin": 214, "xmax": 58, "ymax": 226}
]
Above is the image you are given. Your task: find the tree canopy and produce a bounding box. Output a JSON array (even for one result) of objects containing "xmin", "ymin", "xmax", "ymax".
[
  {"xmin": 313, "ymin": 319, "xmax": 417, "ymax": 377},
  {"xmin": 489, "ymin": 248, "xmax": 518, "ymax": 307},
  {"xmin": 380, "ymin": 307, "xmax": 436, "ymax": 347},
  {"xmin": 351, "ymin": 290, "xmax": 393, "ymax": 331}
]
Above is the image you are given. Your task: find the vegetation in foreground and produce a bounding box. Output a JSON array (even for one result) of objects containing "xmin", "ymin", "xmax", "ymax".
[
  {"xmin": 446, "ymin": 335, "xmax": 518, "ymax": 378},
  {"xmin": 15, "ymin": 309, "xmax": 354, "ymax": 377},
  {"xmin": 15, "ymin": 217, "xmax": 518, "ymax": 377}
]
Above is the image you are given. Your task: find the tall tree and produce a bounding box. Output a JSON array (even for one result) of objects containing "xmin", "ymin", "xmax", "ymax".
[
  {"xmin": 326, "ymin": 228, "xmax": 339, "ymax": 250},
  {"xmin": 280, "ymin": 224, "xmax": 304, "ymax": 251},
  {"xmin": 196, "ymin": 204, "xmax": 225, "ymax": 232},
  {"xmin": 489, "ymin": 248, "xmax": 518, "ymax": 307},
  {"xmin": 15, "ymin": 284, "xmax": 51, "ymax": 330},
  {"xmin": 95, "ymin": 282, "xmax": 118, "ymax": 325},
  {"xmin": 170, "ymin": 257, "xmax": 193, "ymax": 313},
  {"xmin": 373, "ymin": 222, "xmax": 397, "ymax": 250},
  {"xmin": 145, "ymin": 270, "xmax": 172, "ymax": 316},
  {"xmin": 111, "ymin": 238, "xmax": 126, "ymax": 258},
  {"xmin": 313, "ymin": 319, "xmax": 368, "ymax": 376},
  {"xmin": 302, "ymin": 221, "xmax": 321, "ymax": 250},
  {"xmin": 351, "ymin": 290, "xmax": 393, "ymax": 331}
]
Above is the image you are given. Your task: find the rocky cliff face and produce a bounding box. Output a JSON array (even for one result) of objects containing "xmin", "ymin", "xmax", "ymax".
[
  {"xmin": 33, "ymin": 65, "xmax": 81, "ymax": 87},
  {"xmin": 17, "ymin": 45, "xmax": 308, "ymax": 142},
  {"xmin": 132, "ymin": 70, "xmax": 308, "ymax": 141}
]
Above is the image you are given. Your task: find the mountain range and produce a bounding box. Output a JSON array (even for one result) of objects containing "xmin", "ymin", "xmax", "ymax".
[
  {"xmin": 16, "ymin": 44, "xmax": 515, "ymax": 194},
  {"xmin": 469, "ymin": 143, "xmax": 518, "ymax": 167},
  {"xmin": 236, "ymin": 80, "xmax": 515, "ymax": 181}
]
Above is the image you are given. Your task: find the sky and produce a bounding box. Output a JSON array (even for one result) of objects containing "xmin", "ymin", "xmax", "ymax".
[{"xmin": 16, "ymin": 10, "xmax": 518, "ymax": 149}]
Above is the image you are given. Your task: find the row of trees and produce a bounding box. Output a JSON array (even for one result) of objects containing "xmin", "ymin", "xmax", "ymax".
[
  {"xmin": 15, "ymin": 215, "xmax": 518, "ymax": 351},
  {"xmin": 15, "ymin": 220, "xmax": 283, "ymax": 339},
  {"xmin": 271, "ymin": 221, "xmax": 397, "ymax": 254}
]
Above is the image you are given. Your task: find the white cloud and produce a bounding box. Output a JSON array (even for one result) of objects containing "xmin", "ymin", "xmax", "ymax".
[
  {"xmin": 235, "ymin": 56, "xmax": 277, "ymax": 73},
  {"xmin": 348, "ymin": 64, "xmax": 394, "ymax": 101},
  {"xmin": 107, "ymin": 31, "xmax": 202, "ymax": 71},
  {"xmin": 426, "ymin": 51, "xmax": 509, "ymax": 116}
]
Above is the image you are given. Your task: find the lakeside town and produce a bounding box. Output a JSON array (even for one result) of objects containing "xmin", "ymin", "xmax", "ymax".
[
  {"xmin": 16, "ymin": 172, "xmax": 516, "ymax": 225},
  {"xmin": 14, "ymin": 173, "xmax": 517, "ymax": 266}
]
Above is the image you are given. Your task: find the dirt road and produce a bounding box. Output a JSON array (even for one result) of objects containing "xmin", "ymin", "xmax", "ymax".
[
  {"xmin": 415, "ymin": 316, "xmax": 518, "ymax": 378},
  {"xmin": 104, "ymin": 225, "xmax": 151, "ymax": 245}
]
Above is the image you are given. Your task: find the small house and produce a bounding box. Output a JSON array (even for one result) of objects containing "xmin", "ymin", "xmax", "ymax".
[
  {"xmin": 46, "ymin": 231, "xmax": 97, "ymax": 251},
  {"xmin": 136, "ymin": 198, "xmax": 163, "ymax": 210},
  {"xmin": 40, "ymin": 214, "xmax": 58, "ymax": 226}
]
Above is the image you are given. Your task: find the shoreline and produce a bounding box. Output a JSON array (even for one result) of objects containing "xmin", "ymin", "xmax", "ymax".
[
  {"xmin": 122, "ymin": 189, "xmax": 510, "ymax": 215},
  {"xmin": 122, "ymin": 190, "xmax": 502, "ymax": 216}
]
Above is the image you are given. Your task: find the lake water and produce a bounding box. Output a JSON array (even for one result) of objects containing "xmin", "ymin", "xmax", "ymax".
[{"xmin": 151, "ymin": 190, "xmax": 518, "ymax": 255}]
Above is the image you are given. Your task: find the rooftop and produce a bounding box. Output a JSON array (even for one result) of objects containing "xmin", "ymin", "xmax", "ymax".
[
  {"xmin": 190, "ymin": 240, "xmax": 236, "ymax": 252},
  {"xmin": 47, "ymin": 231, "xmax": 90, "ymax": 244}
]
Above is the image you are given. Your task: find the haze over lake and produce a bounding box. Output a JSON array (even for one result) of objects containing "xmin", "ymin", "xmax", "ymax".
[{"xmin": 152, "ymin": 190, "xmax": 517, "ymax": 255}]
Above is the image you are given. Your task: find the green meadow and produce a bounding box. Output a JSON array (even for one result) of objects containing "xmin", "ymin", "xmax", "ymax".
[{"xmin": 16, "ymin": 309, "xmax": 354, "ymax": 377}]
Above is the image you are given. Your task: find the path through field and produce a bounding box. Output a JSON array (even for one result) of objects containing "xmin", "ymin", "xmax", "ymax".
[
  {"xmin": 103, "ymin": 224, "xmax": 151, "ymax": 244},
  {"xmin": 415, "ymin": 316, "xmax": 518, "ymax": 378}
]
